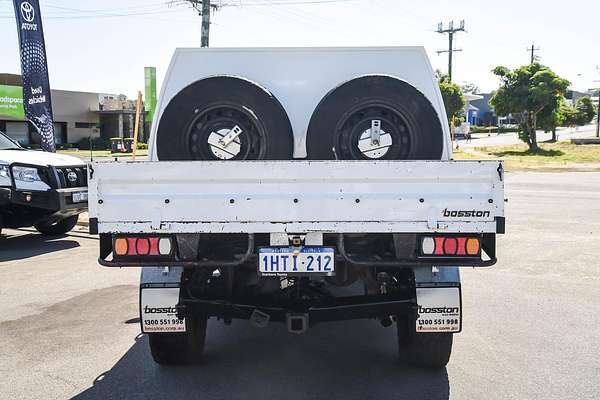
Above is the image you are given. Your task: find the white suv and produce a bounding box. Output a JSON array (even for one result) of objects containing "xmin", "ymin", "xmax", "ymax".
[{"xmin": 0, "ymin": 131, "xmax": 88, "ymax": 236}]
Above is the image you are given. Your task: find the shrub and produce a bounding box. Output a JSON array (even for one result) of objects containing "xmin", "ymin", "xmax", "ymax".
[
  {"xmin": 137, "ymin": 142, "xmax": 148, "ymax": 150},
  {"xmin": 470, "ymin": 126, "xmax": 518, "ymax": 134}
]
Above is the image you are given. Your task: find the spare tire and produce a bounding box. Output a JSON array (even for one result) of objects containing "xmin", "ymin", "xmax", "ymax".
[
  {"xmin": 156, "ymin": 77, "xmax": 293, "ymax": 160},
  {"xmin": 306, "ymin": 76, "xmax": 444, "ymax": 160}
]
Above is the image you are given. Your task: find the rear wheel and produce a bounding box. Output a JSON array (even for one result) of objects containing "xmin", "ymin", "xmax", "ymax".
[
  {"xmin": 34, "ymin": 215, "xmax": 79, "ymax": 235},
  {"xmin": 397, "ymin": 315, "xmax": 453, "ymax": 368},
  {"xmin": 148, "ymin": 316, "xmax": 207, "ymax": 365}
]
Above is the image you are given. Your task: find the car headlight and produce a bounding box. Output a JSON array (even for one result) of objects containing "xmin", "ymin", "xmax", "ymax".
[
  {"xmin": 0, "ymin": 163, "xmax": 11, "ymax": 187},
  {"xmin": 12, "ymin": 165, "xmax": 50, "ymax": 191}
]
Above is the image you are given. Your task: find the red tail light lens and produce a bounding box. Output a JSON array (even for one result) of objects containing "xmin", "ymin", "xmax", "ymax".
[
  {"xmin": 113, "ymin": 236, "xmax": 173, "ymax": 257},
  {"xmin": 420, "ymin": 235, "xmax": 480, "ymax": 257}
]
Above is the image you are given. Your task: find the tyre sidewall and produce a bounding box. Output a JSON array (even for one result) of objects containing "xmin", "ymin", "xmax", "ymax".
[
  {"xmin": 156, "ymin": 77, "xmax": 293, "ymax": 161},
  {"xmin": 306, "ymin": 76, "xmax": 444, "ymax": 160}
]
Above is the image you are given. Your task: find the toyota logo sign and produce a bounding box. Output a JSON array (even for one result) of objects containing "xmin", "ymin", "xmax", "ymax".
[
  {"xmin": 20, "ymin": 2, "xmax": 35, "ymax": 23},
  {"xmin": 67, "ymin": 171, "xmax": 78, "ymax": 183}
]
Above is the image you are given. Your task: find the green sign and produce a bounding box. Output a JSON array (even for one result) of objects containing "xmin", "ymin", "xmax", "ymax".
[
  {"xmin": 0, "ymin": 85, "xmax": 25, "ymax": 119},
  {"xmin": 144, "ymin": 67, "xmax": 157, "ymax": 123}
]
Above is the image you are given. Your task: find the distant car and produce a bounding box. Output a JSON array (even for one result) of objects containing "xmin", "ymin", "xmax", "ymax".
[{"xmin": 0, "ymin": 131, "xmax": 88, "ymax": 236}]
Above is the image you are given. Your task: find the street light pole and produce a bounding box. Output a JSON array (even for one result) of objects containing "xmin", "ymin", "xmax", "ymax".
[{"xmin": 596, "ymin": 88, "xmax": 600, "ymax": 137}]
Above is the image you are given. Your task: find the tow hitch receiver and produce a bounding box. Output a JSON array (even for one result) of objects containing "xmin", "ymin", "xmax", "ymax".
[{"xmin": 287, "ymin": 313, "xmax": 309, "ymax": 334}]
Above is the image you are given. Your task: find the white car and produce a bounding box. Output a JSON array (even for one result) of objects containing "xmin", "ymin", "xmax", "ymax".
[{"xmin": 0, "ymin": 131, "xmax": 88, "ymax": 236}]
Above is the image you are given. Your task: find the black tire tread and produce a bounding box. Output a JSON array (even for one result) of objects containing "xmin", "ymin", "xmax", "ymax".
[
  {"xmin": 34, "ymin": 215, "xmax": 79, "ymax": 235},
  {"xmin": 397, "ymin": 316, "xmax": 453, "ymax": 368},
  {"xmin": 148, "ymin": 316, "xmax": 207, "ymax": 365}
]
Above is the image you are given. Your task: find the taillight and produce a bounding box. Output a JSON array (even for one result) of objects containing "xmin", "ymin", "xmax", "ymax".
[
  {"xmin": 113, "ymin": 236, "xmax": 173, "ymax": 257},
  {"xmin": 420, "ymin": 235, "xmax": 481, "ymax": 257}
]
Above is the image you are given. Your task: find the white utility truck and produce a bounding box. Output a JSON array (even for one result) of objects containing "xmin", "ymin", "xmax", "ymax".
[{"xmin": 88, "ymin": 47, "xmax": 505, "ymax": 368}]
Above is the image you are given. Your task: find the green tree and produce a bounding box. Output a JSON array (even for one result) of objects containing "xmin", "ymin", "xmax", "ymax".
[
  {"xmin": 438, "ymin": 72, "xmax": 466, "ymax": 127},
  {"xmin": 574, "ymin": 97, "xmax": 596, "ymax": 125},
  {"xmin": 461, "ymin": 82, "xmax": 480, "ymax": 94},
  {"xmin": 561, "ymin": 103, "xmax": 579, "ymax": 127},
  {"xmin": 538, "ymin": 96, "xmax": 566, "ymax": 142},
  {"xmin": 490, "ymin": 63, "xmax": 570, "ymax": 151}
]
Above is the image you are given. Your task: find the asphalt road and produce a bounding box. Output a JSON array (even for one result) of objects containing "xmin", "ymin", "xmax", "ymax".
[{"xmin": 1, "ymin": 171, "xmax": 599, "ymax": 400}]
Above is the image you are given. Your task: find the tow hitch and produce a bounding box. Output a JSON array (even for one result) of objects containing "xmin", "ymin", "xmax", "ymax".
[{"xmin": 287, "ymin": 313, "xmax": 309, "ymax": 334}]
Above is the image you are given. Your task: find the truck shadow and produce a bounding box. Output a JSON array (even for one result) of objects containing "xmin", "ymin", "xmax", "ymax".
[
  {"xmin": 0, "ymin": 229, "xmax": 80, "ymax": 262},
  {"xmin": 72, "ymin": 319, "xmax": 450, "ymax": 400}
]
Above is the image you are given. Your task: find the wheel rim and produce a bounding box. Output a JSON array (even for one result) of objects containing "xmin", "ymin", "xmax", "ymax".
[
  {"xmin": 335, "ymin": 104, "xmax": 415, "ymax": 160},
  {"xmin": 186, "ymin": 105, "xmax": 265, "ymax": 160}
]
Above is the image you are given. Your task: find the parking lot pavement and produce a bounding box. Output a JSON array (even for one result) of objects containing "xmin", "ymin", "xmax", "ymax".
[{"xmin": 1, "ymin": 171, "xmax": 599, "ymax": 400}]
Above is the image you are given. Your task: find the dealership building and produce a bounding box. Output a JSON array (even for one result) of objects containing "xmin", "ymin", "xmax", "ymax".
[{"xmin": 0, "ymin": 73, "xmax": 146, "ymax": 147}]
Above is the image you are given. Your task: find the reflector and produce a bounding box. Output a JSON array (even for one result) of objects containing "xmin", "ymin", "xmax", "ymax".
[
  {"xmin": 126, "ymin": 238, "xmax": 137, "ymax": 256},
  {"xmin": 148, "ymin": 237, "xmax": 160, "ymax": 256},
  {"xmin": 434, "ymin": 237, "xmax": 445, "ymax": 255},
  {"xmin": 456, "ymin": 237, "xmax": 467, "ymax": 256},
  {"xmin": 443, "ymin": 238, "xmax": 457, "ymax": 255},
  {"xmin": 136, "ymin": 238, "xmax": 150, "ymax": 255}
]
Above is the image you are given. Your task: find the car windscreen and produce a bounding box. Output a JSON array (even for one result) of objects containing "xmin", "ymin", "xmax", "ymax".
[{"xmin": 0, "ymin": 132, "xmax": 21, "ymax": 150}]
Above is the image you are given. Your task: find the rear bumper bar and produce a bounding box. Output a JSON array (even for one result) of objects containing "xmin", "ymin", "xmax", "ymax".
[{"xmin": 179, "ymin": 296, "xmax": 416, "ymax": 324}]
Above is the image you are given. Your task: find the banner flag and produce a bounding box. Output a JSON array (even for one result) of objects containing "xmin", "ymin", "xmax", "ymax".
[
  {"xmin": 12, "ymin": 0, "xmax": 56, "ymax": 152},
  {"xmin": 144, "ymin": 67, "xmax": 157, "ymax": 123}
]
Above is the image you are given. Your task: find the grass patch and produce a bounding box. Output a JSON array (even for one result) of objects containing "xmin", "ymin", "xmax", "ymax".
[
  {"xmin": 454, "ymin": 142, "xmax": 600, "ymax": 171},
  {"xmin": 57, "ymin": 149, "xmax": 148, "ymax": 158}
]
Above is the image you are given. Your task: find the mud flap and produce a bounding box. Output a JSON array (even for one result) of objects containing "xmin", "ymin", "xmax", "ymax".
[
  {"xmin": 413, "ymin": 266, "xmax": 462, "ymax": 333},
  {"xmin": 139, "ymin": 267, "xmax": 186, "ymax": 333}
]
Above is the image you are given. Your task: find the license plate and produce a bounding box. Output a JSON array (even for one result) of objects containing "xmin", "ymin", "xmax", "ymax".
[
  {"xmin": 72, "ymin": 191, "xmax": 88, "ymax": 203},
  {"xmin": 258, "ymin": 247, "xmax": 335, "ymax": 276}
]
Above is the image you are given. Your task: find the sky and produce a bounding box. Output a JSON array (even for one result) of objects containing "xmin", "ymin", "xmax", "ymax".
[{"xmin": 1, "ymin": 0, "xmax": 599, "ymax": 99}]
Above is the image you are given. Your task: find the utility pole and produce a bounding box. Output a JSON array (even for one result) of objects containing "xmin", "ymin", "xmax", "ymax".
[
  {"xmin": 595, "ymin": 68, "xmax": 600, "ymax": 138},
  {"xmin": 436, "ymin": 20, "xmax": 465, "ymax": 82},
  {"xmin": 171, "ymin": 0, "xmax": 219, "ymax": 47},
  {"xmin": 596, "ymin": 86, "xmax": 600, "ymax": 138},
  {"xmin": 201, "ymin": 0, "xmax": 211, "ymax": 47},
  {"xmin": 527, "ymin": 43, "xmax": 540, "ymax": 64}
]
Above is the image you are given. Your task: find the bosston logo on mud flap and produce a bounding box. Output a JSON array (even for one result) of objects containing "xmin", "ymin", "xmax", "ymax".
[
  {"xmin": 418, "ymin": 305, "xmax": 459, "ymax": 314},
  {"xmin": 143, "ymin": 305, "xmax": 178, "ymax": 314},
  {"xmin": 443, "ymin": 208, "xmax": 490, "ymax": 218}
]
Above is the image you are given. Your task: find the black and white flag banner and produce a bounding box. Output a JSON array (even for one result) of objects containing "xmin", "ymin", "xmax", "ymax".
[{"xmin": 13, "ymin": 0, "xmax": 56, "ymax": 152}]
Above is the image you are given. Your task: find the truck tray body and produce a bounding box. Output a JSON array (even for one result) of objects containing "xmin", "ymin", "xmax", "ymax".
[{"xmin": 88, "ymin": 160, "xmax": 504, "ymax": 234}]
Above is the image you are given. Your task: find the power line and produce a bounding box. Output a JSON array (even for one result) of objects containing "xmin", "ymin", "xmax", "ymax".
[
  {"xmin": 436, "ymin": 20, "xmax": 465, "ymax": 82},
  {"xmin": 527, "ymin": 42, "xmax": 540, "ymax": 64}
]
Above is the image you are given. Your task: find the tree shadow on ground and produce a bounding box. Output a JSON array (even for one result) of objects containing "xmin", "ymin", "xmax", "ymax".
[{"xmin": 71, "ymin": 319, "xmax": 450, "ymax": 400}]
